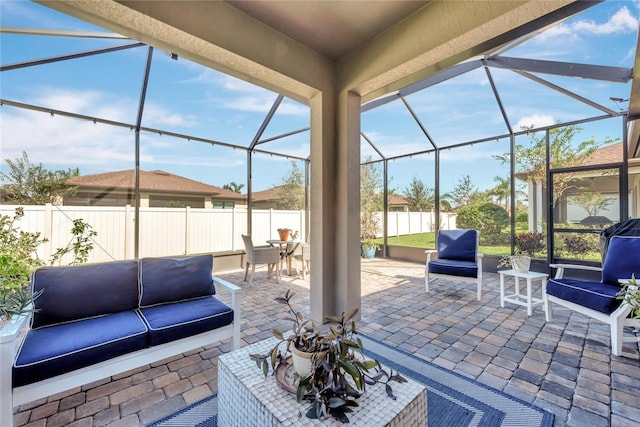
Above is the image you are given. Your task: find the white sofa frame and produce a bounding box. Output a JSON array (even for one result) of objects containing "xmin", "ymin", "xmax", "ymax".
[
  {"xmin": 544, "ymin": 264, "xmax": 632, "ymax": 357},
  {"xmin": 0, "ymin": 276, "xmax": 241, "ymax": 427}
]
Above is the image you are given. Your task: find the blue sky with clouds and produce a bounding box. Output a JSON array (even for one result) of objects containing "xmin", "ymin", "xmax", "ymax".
[{"xmin": 1, "ymin": 1, "xmax": 638, "ymax": 194}]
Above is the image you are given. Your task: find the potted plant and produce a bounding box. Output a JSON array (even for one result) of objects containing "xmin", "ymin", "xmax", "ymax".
[
  {"xmin": 497, "ymin": 232, "xmax": 545, "ymax": 273},
  {"xmin": 278, "ymin": 228, "xmax": 292, "ymax": 241},
  {"xmin": 1, "ymin": 208, "xmax": 97, "ymax": 323},
  {"xmin": 360, "ymin": 211, "xmax": 380, "ymax": 259},
  {"xmin": 0, "ymin": 208, "xmax": 45, "ymax": 322},
  {"xmin": 619, "ymin": 275, "xmax": 640, "ymax": 319},
  {"xmin": 498, "ymin": 248, "xmax": 531, "ymax": 273},
  {"xmin": 250, "ymin": 290, "xmax": 406, "ymax": 423},
  {"xmin": 361, "ymin": 238, "xmax": 379, "ymax": 259}
]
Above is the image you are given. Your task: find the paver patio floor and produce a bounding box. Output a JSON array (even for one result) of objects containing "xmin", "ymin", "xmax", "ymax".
[{"xmin": 13, "ymin": 258, "xmax": 640, "ymax": 427}]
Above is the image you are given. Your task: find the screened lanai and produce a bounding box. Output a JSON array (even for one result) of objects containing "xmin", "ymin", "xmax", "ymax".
[{"xmin": 1, "ymin": 0, "xmax": 640, "ymax": 321}]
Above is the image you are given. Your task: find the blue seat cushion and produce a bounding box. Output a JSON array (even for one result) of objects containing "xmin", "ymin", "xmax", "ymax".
[
  {"xmin": 13, "ymin": 311, "xmax": 148, "ymax": 387},
  {"xmin": 546, "ymin": 278, "xmax": 623, "ymax": 314},
  {"xmin": 139, "ymin": 296, "xmax": 234, "ymax": 346},
  {"xmin": 437, "ymin": 230, "xmax": 477, "ymax": 262},
  {"xmin": 139, "ymin": 255, "xmax": 215, "ymax": 307},
  {"xmin": 428, "ymin": 258, "xmax": 478, "ymax": 278},
  {"xmin": 31, "ymin": 260, "xmax": 139, "ymax": 329}
]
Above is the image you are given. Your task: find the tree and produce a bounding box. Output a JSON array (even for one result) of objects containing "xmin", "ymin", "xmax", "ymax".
[
  {"xmin": 457, "ymin": 203, "xmax": 510, "ymax": 244},
  {"xmin": 223, "ymin": 182, "xmax": 244, "ymax": 193},
  {"xmin": 403, "ymin": 176, "xmax": 434, "ymax": 211},
  {"xmin": 488, "ymin": 176, "xmax": 527, "ymax": 212},
  {"xmin": 277, "ymin": 161, "xmax": 305, "ymax": 210},
  {"xmin": 446, "ymin": 175, "xmax": 481, "ymax": 209},
  {"xmin": 494, "ymin": 124, "xmax": 610, "ymax": 203},
  {"xmin": 1, "ymin": 151, "xmax": 79, "ymax": 205},
  {"xmin": 360, "ymin": 158, "xmax": 383, "ymax": 240},
  {"xmin": 572, "ymin": 190, "xmax": 613, "ymax": 217}
]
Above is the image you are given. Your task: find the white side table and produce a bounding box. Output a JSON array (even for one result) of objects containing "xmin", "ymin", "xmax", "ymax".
[{"xmin": 499, "ymin": 269, "xmax": 548, "ymax": 316}]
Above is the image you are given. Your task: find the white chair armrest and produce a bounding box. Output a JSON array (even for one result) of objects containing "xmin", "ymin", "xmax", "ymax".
[
  {"xmin": 213, "ymin": 276, "xmax": 242, "ymax": 350},
  {"xmin": 425, "ymin": 249, "xmax": 437, "ymax": 262},
  {"xmin": 550, "ymin": 263, "xmax": 602, "ymax": 279}
]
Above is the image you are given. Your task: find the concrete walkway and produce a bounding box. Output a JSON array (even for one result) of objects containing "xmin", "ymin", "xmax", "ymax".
[{"xmin": 13, "ymin": 258, "xmax": 640, "ymax": 427}]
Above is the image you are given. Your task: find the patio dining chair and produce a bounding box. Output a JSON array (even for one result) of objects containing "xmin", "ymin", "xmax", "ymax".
[
  {"xmin": 241, "ymin": 234, "xmax": 281, "ymax": 287},
  {"xmin": 425, "ymin": 229, "xmax": 483, "ymax": 301},
  {"xmin": 293, "ymin": 243, "xmax": 311, "ymax": 279},
  {"xmin": 545, "ymin": 234, "xmax": 639, "ymax": 356}
]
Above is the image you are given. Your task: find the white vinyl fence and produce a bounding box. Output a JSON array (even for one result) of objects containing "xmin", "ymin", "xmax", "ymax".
[{"xmin": 1, "ymin": 205, "xmax": 455, "ymax": 264}]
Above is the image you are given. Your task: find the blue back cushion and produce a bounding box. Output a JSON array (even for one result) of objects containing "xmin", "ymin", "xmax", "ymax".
[
  {"xmin": 602, "ymin": 236, "xmax": 640, "ymax": 285},
  {"xmin": 140, "ymin": 254, "xmax": 214, "ymax": 307},
  {"xmin": 31, "ymin": 260, "xmax": 139, "ymax": 329},
  {"xmin": 438, "ymin": 229, "xmax": 477, "ymax": 262}
]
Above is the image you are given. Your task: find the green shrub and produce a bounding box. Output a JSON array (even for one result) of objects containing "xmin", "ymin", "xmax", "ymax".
[
  {"xmin": 514, "ymin": 232, "xmax": 545, "ymax": 255},
  {"xmin": 456, "ymin": 203, "xmax": 509, "ymax": 244},
  {"xmin": 562, "ymin": 232, "xmax": 599, "ymax": 255},
  {"xmin": 1, "ymin": 208, "xmax": 96, "ymax": 320}
]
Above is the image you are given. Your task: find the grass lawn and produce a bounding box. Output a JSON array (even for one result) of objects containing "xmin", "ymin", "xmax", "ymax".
[
  {"xmin": 375, "ymin": 233, "xmax": 510, "ymax": 255},
  {"xmin": 374, "ymin": 232, "xmax": 599, "ymax": 260}
]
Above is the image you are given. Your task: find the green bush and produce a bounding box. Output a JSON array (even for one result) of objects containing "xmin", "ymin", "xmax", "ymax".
[
  {"xmin": 562, "ymin": 232, "xmax": 599, "ymax": 255},
  {"xmin": 456, "ymin": 203, "xmax": 509, "ymax": 244},
  {"xmin": 1, "ymin": 208, "xmax": 96, "ymax": 320},
  {"xmin": 514, "ymin": 232, "xmax": 545, "ymax": 255}
]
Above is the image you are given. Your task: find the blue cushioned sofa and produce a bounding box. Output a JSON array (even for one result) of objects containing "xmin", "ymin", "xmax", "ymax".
[{"xmin": 0, "ymin": 254, "xmax": 241, "ymax": 427}]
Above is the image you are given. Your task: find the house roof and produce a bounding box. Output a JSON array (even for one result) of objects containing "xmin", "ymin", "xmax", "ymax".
[
  {"xmin": 581, "ymin": 142, "xmax": 640, "ymax": 167},
  {"xmin": 389, "ymin": 194, "xmax": 408, "ymax": 205},
  {"xmin": 67, "ymin": 169, "xmax": 246, "ymax": 200},
  {"xmin": 251, "ymin": 185, "xmax": 284, "ymax": 202}
]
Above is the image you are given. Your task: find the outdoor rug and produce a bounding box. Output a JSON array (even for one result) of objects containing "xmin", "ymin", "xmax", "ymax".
[{"xmin": 149, "ymin": 335, "xmax": 554, "ymax": 426}]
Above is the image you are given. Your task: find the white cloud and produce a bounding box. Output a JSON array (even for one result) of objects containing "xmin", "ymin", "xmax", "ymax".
[
  {"xmin": 541, "ymin": 6, "xmax": 638, "ymax": 41},
  {"xmin": 514, "ymin": 114, "xmax": 556, "ymax": 130},
  {"xmin": 142, "ymin": 104, "xmax": 198, "ymax": 127},
  {"xmin": 1, "ymin": 108, "xmax": 135, "ymax": 171}
]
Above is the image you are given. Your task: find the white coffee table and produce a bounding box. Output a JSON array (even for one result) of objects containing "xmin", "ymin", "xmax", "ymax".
[
  {"xmin": 499, "ymin": 269, "xmax": 548, "ymax": 316},
  {"xmin": 218, "ymin": 337, "xmax": 427, "ymax": 426}
]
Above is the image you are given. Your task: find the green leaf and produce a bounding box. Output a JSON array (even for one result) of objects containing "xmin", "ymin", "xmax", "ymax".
[
  {"xmin": 385, "ymin": 383, "xmax": 397, "ymax": 400},
  {"xmin": 327, "ymin": 397, "xmax": 347, "ymax": 408},
  {"xmin": 296, "ymin": 383, "xmax": 306, "ymax": 402},
  {"xmin": 306, "ymin": 405, "xmax": 319, "ymax": 419},
  {"xmin": 272, "ymin": 328, "xmax": 284, "ymax": 340}
]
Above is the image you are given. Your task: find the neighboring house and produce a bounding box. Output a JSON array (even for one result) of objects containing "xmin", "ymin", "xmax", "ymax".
[
  {"xmin": 250, "ymin": 186, "xmax": 283, "ymax": 209},
  {"xmin": 64, "ymin": 169, "xmax": 246, "ymax": 208},
  {"xmin": 388, "ymin": 194, "xmax": 409, "ymax": 212},
  {"xmin": 519, "ymin": 142, "xmax": 640, "ymax": 230},
  {"xmin": 251, "ymin": 185, "xmax": 306, "ymax": 209}
]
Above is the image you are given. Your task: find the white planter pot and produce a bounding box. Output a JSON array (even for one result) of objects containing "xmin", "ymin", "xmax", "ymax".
[
  {"xmin": 511, "ymin": 256, "xmax": 531, "ymax": 273},
  {"xmin": 290, "ymin": 345, "xmax": 313, "ymax": 378}
]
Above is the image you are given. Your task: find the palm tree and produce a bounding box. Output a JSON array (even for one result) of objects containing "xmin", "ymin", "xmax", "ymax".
[{"xmin": 489, "ymin": 176, "xmax": 510, "ymax": 211}]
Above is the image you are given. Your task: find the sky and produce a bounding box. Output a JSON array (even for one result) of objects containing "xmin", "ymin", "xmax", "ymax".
[{"xmin": 1, "ymin": 0, "xmax": 639, "ymax": 194}]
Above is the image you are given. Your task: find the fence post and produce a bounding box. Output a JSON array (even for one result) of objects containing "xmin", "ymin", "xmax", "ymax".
[
  {"xmin": 231, "ymin": 207, "xmax": 236, "ymax": 252},
  {"xmin": 43, "ymin": 203, "xmax": 53, "ymax": 261},
  {"xmin": 185, "ymin": 206, "xmax": 191, "ymax": 255},
  {"xmin": 124, "ymin": 205, "xmax": 132, "ymax": 259}
]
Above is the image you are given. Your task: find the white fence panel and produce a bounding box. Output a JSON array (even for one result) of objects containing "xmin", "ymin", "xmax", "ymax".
[
  {"xmin": 50, "ymin": 206, "xmax": 129, "ymax": 264},
  {"xmin": 138, "ymin": 208, "xmax": 187, "ymax": 257},
  {"xmin": 1, "ymin": 204, "xmax": 458, "ymax": 264}
]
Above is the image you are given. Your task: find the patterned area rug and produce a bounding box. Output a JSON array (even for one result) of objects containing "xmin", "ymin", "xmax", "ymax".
[{"xmin": 149, "ymin": 335, "xmax": 554, "ymax": 426}]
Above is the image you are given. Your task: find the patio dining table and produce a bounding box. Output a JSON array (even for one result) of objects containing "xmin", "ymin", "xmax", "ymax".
[{"xmin": 266, "ymin": 239, "xmax": 301, "ymax": 276}]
